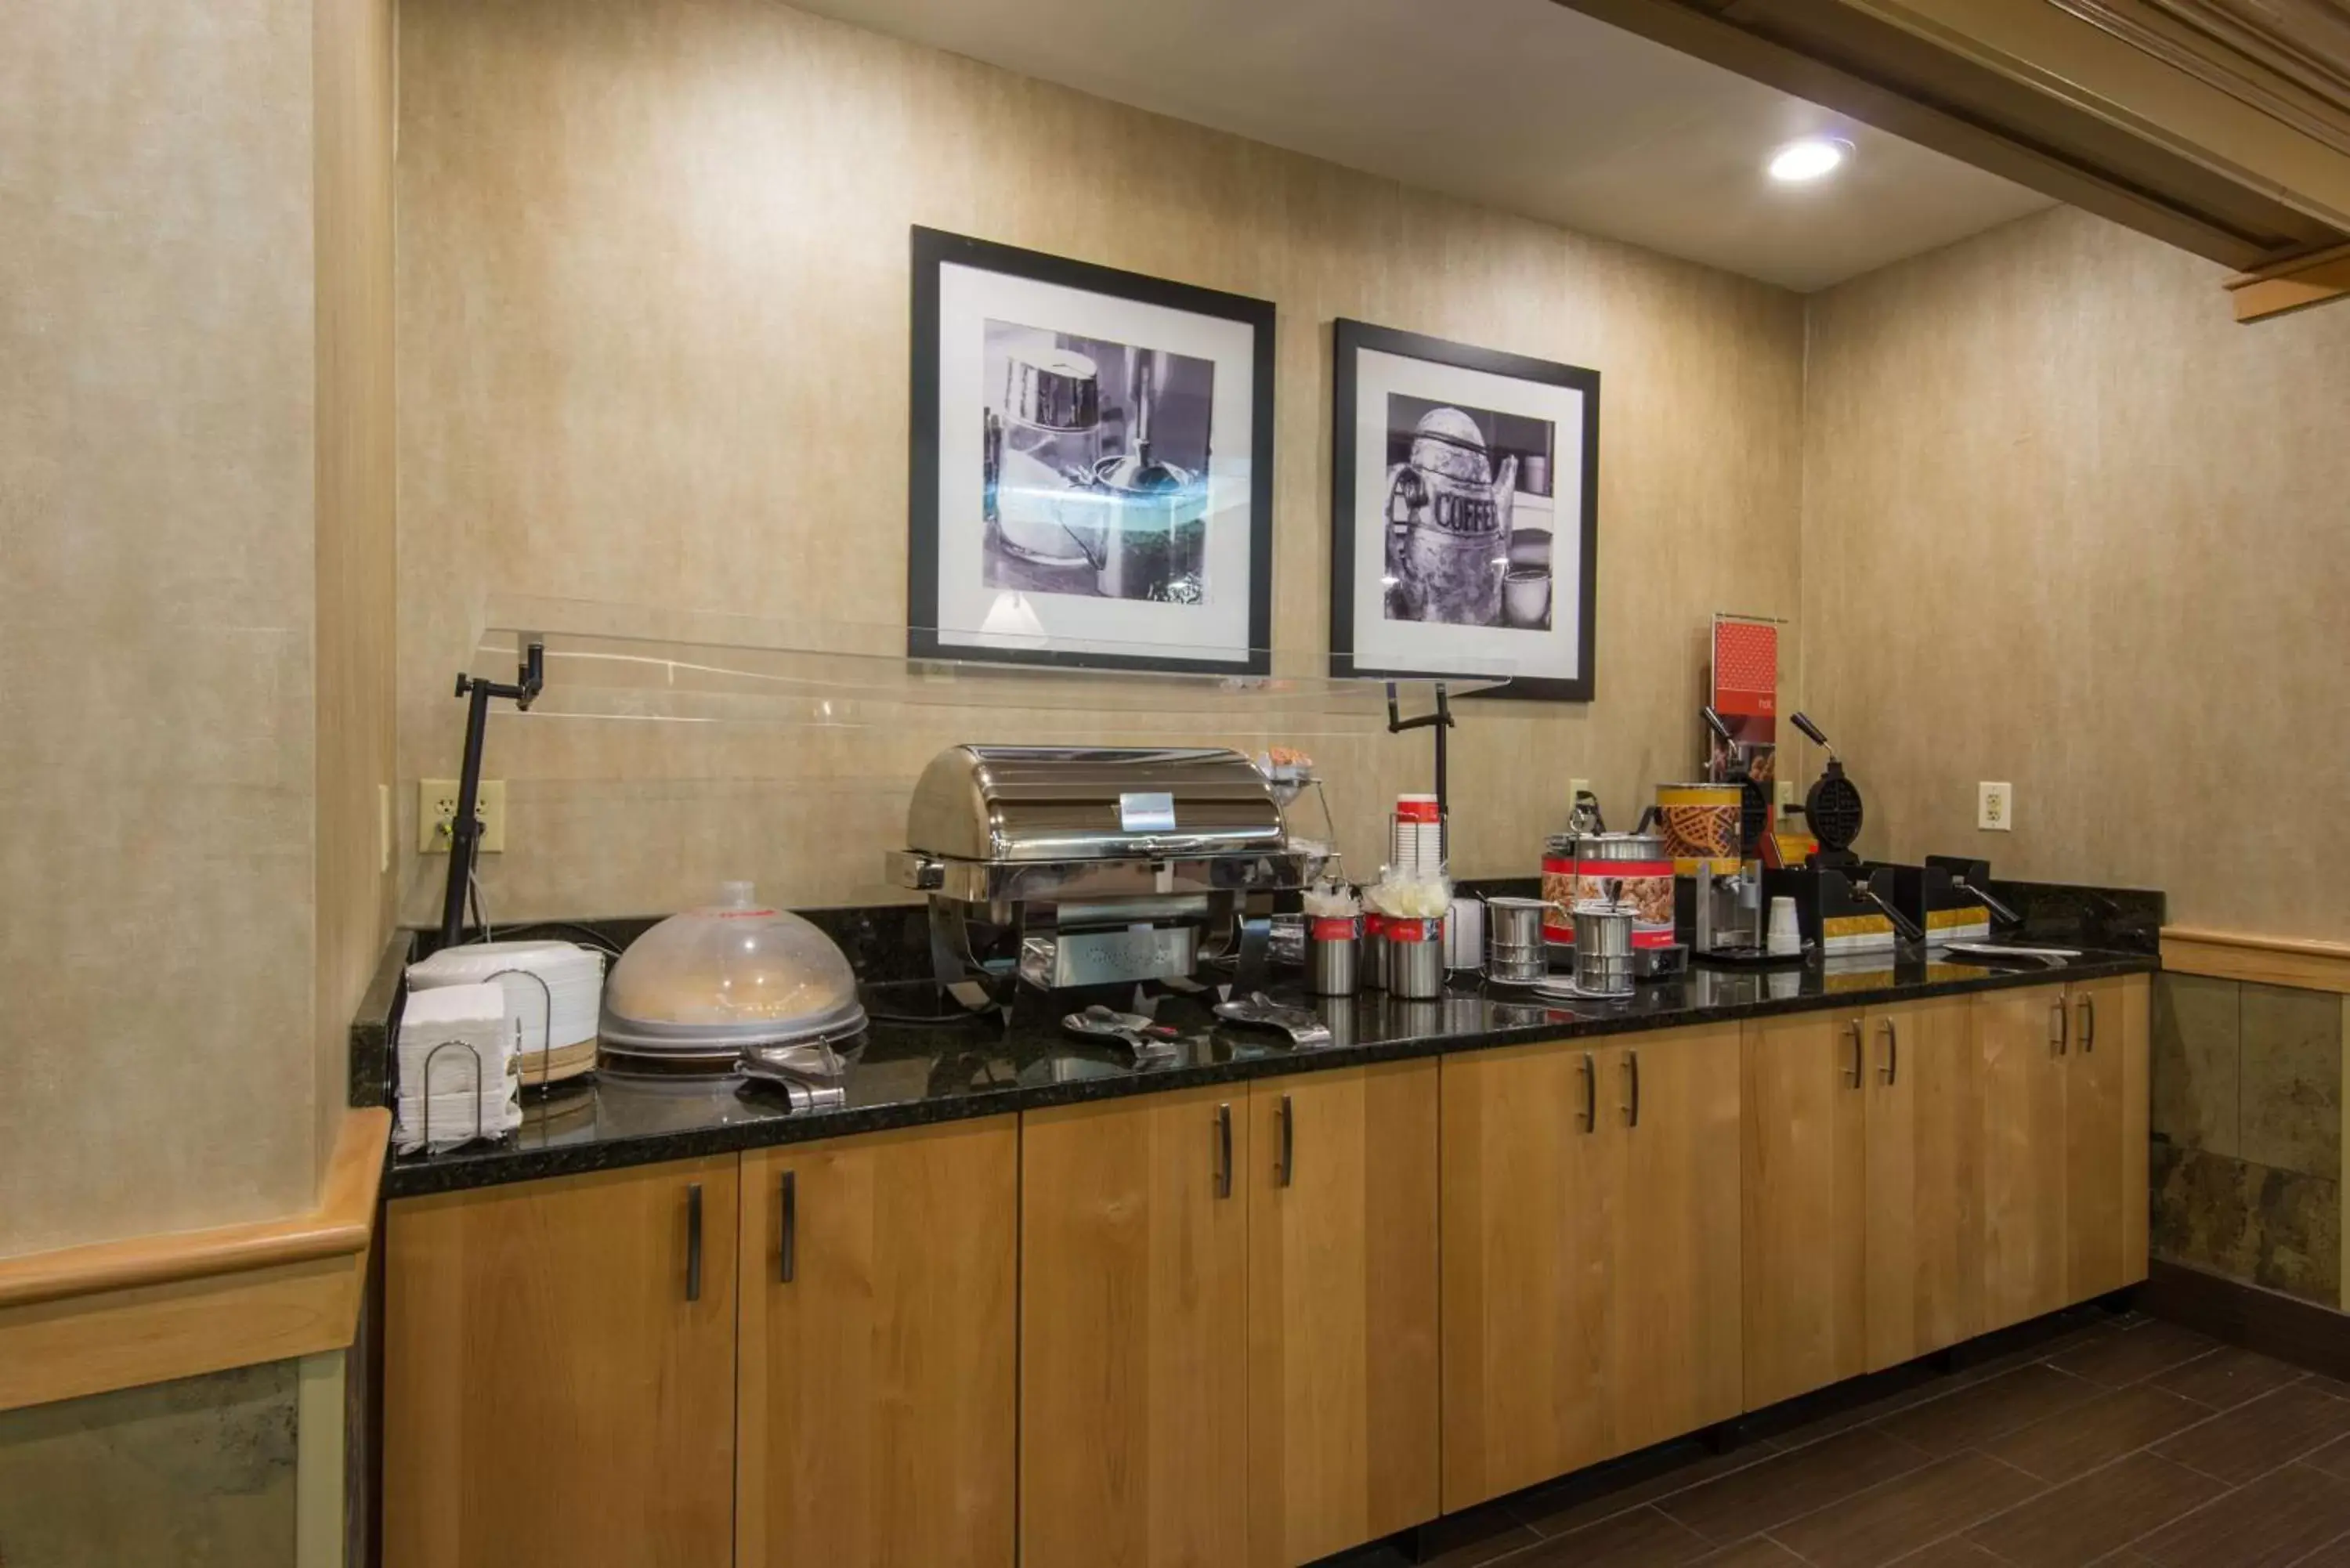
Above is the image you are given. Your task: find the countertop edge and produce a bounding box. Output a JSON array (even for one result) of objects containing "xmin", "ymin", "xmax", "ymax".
[{"xmin": 381, "ymin": 954, "xmax": 2154, "ymax": 1200}]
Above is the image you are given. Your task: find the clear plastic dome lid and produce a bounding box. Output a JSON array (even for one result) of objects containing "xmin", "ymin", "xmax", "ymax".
[{"xmin": 599, "ymin": 883, "xmax": 867, "ymax": 1052}]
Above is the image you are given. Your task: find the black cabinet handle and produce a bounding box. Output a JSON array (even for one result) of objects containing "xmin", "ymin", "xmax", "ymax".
[
  {"xmin": 1625, "ymin": 1050, "xmax": 1641, "ymax": 1129},
  {"xmin": 1278, "ymin": 1094, "xmax": 1295, "ymax": 1187},
  {"xmin": 1880, "ymin": 1017, "xmax": 1899, "ymax": 1086},
  {"xmin": 779, "ymin": 1170, "xmax": 796, "ymax": 1284},
  {"xmin": 2050, "ymin": 1000, "xmax": 2068, "ymax": 1056},
  {"xmin": 2079, "ymin": 995, "xmax": 2096, "ymax": 1052},
  {"xmin": 685, "ymin": 1182, "xmax": 703, "ymax": 1302},
  {"xmin": 1846, "ymin": 1020, "xmax": 1864, "ymax": 1088},
  {"xmin": 1215, "ymin": 1102, "xmax": 1233, "ymax": 1199},
  {"xmin": 1581, "ymin": 1052, "xmax": 1598, "ymax": 1133}
]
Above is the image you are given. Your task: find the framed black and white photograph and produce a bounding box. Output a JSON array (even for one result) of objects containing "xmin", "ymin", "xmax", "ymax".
[
  {"xmin": 1329, "ymin": 319, "xmax": 1599, "ymax": 700},
  {"xmin": 909, "ymin": 226, "xmax": 1275, "ymax": 674}
]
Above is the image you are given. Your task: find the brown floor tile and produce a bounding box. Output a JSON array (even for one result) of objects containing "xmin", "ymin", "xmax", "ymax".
[
  {"xmin": 2270, "ymin": 1526, "xmax": 2350, "ymax": 1565},
  {"xmin": 2303, "ymin": 1433, "xmax": 2350, "ymax": 1481},
  {"xmin": 1511, "ymin": 1439, "xmax": 1778, "ymax": 1536},
  {"xmin": 2135, "ymin": 1461, "xmax": 2350, "ymax": 1567},
  {"xmin": 1689, "ymin": 1538, "xmax": 1809, "ymax": 1567},
  {"xmin": 1770, "ymin": 1452, "xmax": 2047, "ymax": 1568},
  {"xmin": 1758, "ymin": 1372, "xmax": 1974, "ymax": 1452},
  {"xmin": 1962, "ymin": 1451, "xmax": 2229, "ymax": 1568},
  {"xmin": 2155, "ymin": 1382, "xmax": 2350, "ymax": 1485},
  {"xmin": 1873, "ymin": 1363, "xmax": 2102, "ymax": 1454},
  {"xmin": 2153, "ymin": 1346, "xmax": 2311, "ymax": 1412},
  {"xmin": 1884, "ymin": 1541, "xmax": 2012, "ymax": 1566},
  {"xmin": 2048, "ymin": 1321, "xmax": 2224, "ymax": 1389},
  {"xmin": 1983, "ymin": 1383, "xmax": 2218, "ymax": 1483},
  {"xmin": 1511, "ymin": 1504, "xmax": 1710, "ymax": 1566},
  {"xmin": 1658, "ymin": 1427, "xmax": 1936, "ymax": 1545}
]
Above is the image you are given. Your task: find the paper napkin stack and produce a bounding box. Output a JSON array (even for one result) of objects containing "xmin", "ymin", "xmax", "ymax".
[{"xmin": 394, "ymin": 983, "xmax": 519, "ymax": 1153}]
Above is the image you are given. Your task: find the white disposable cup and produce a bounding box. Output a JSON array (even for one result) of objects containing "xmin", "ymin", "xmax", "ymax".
[{"xmin": 1766, "ymin": 896, "xmax": 1802, "ymax": 956}]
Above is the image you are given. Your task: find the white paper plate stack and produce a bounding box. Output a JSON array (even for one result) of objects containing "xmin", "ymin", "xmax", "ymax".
[
  {"xmin": 407, "ymin": 940, "xmax": 606, "ymax": 1084},
  {"xmin": 395, "ymin": 984, "xmax": 519, "ymax": 1153}
]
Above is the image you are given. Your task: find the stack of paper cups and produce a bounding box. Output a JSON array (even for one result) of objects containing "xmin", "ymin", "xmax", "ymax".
[
  {"xmin": 1393, "ymin": 794, "xmax": 1444, "ymax": 883},
  {"xmin": 1766, "ymin": 897, "xmax": 1803, "ymax": 956}
]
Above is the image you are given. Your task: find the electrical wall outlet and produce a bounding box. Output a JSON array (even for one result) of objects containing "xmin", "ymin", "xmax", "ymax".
[
  {"xmin": 378, "ymin": 783, "xmax": 392, "ymax": 874},
  {"xmin": 420, "ymin": 779, "xmax": 506, "ymax": 854},
  {"xmin": 1978, "ymin": 781, "xmax": 2014, "ymax": 832},
  {"xmin": 1777, "ymin": 779, "xmax": 1797, "ymax": 809},
  {"xmin": 1569, "ymin": 776, "xmax": 1593, "ymax": 806}
]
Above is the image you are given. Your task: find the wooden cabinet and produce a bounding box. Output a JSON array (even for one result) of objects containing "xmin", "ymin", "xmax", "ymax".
[
  {"xmin": 1863, "ymin": 995, "xmax": 1983, "ymax": 1371},
  {"xmin": 2121, "ymin": 974, "xmax": 2152, "ymax": 1283},
  {"xmin": 1979, "ymin": 984, "xmax": 2070, "ymax": 1328},
  {"xmin": 1979, "ymin": 977, "xmax": 2149, "ymax": 1330},
  {"xmin": 2064, "ymin": 975, "xmax": 2148, "ymax": 1302},
  {"xmin": 1614, "ymin": 1026, "xmax": 1744, "ymax": 1451},
  {"xmin": 1245, "ymin": 1063, "xmax": 1439, "ymax": 1568},
  {"xmin": 1441, "ymin": 1036, "xmax": 1622, "ymax": 1509},
  {"xmin": 736, "ymin": 1119, "xmax": 1018, "ymax": 1568},
  {"xmin": 1020, "ymin": 1086, "xmax": 1252, "ymax": 1568},
  {"xmin": 375, "ymin": 974, "xmax": 2151, "ymax": 1568},
  {"xmin": 383, "ymin": 1156, "xmax": 739, "ymax": 1568},
  {"xmin": 2064, "ymin": 977, "xmax": 2128, "ymax": 1301},
  {"xmin": 1441, "ymin": 1024, "xmax": 1739, "ymax": 1511},
  {"xmin": 1741, "ymin": 1011, "xmax": 1867, "ymax": 1409},
  {"xmin": 1746, "ymin": 994, "xmax": 1983, "ymax": 1406}
]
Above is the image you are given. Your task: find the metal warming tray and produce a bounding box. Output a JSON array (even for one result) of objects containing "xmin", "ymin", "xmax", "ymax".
[{"xmin": 888, "ymin": 746, "xmax": 1310, "ymax": 1001}]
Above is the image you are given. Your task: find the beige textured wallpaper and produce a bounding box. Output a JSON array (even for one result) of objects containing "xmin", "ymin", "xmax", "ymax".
[
  {"xmin": 394, "ymin": 0, "xmax": 1806, "ymax": 924},
  {"xmin": 314, "ymin": 0, "xmax": 400, "ymax": 1180},
  {"xmin": 1802, "ymin": 207, "xmax": 2350, "ymax": 942},
  {"xmin": 0, "ymin": 0, "xmax": 320, "ymax": 1255}
]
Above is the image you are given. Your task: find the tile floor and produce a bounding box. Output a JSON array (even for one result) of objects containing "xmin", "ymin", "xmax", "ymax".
[{"xmin": 1323, "ymin": 1313, "xmax": 2350, "ymax": 1568}]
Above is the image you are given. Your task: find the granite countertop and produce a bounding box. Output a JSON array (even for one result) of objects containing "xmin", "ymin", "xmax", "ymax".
[{"xmin": 378, "ymin": 946, "xmax": 2156, "ymax": 1198}]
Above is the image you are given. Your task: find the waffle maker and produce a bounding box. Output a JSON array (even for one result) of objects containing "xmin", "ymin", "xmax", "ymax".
[{"xmin": 1762, "ymin": 714, "xmax": 1924, "ymax": 956}]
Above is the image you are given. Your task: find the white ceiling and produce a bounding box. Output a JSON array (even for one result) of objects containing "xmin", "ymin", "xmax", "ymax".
[{"xmin": 798, "ymin": 0, "xmax": 2055, "ymax": 292}]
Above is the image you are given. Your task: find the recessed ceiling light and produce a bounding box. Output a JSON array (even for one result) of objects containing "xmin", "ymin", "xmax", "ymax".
[{"xmin": 1768, "ymin": 137, "xmax": 1853, "ymax": 183}]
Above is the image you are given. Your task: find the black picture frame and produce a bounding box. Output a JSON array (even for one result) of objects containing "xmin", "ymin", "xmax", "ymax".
[
  {"xmin": 1329, "ymin": 317, "xmax": 1600, "ymax": 702},
  {"xmin": 906, "ymin": 226, "xmax": 1277, "ymax": 676}
]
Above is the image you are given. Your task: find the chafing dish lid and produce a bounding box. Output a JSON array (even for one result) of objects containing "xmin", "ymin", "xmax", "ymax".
[{"xmin": 905, "ymin": 745, "xmax": 1285, "ymax": 863}]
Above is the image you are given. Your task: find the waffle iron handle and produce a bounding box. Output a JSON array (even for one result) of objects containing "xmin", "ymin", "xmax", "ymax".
[{"xmin": 1855, "ymin": 880, "xmax": 1926, "ymax": 945}]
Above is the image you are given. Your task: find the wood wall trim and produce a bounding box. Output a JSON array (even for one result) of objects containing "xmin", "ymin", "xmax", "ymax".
[
  {"xmin": 0, "ymin": 1107, "xmax": 388, "ymax": 1310},
  {"xmin": 0, "ymin": 1249, "xmax": 370, "ymax": 1414},
  {"xmin": 2225, "ymin": 240, "xmax": 2350, "ymax": 319},
  {"xmin": 0, "ymin": 1109, "xmax": 385, "ymax": 1410},
  {"xmin": 2160, "ymin": 926, "xmax": 2350, "ymax": 992}
]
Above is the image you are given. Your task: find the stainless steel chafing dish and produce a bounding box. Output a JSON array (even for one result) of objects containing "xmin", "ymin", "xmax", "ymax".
[{"xmin": 888, "ymin": 745, "xmax": 1310, "ymax": 1003}]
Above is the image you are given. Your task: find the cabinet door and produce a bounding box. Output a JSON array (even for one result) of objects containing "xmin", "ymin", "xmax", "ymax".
[
  {"xmin": 1021, "ymin": 1086, "xmax": 1251, "ymax": 1568},
  {"xmin": 2065, "ymin": 976, "xmax": 2131, "ymax": 1301},
  {"xmin": 2121, "ymin": 974, "xmax": 2152, "ymax": 1283},
  {"xmin": 737, "ymin": 1120, "xmax": 1018, "ymax": 1568},
  {"xmin": 1979, "ymin": 985, "xmax": 2070, "ymax": 1330},
  {"xmin": 1246, "ymin": 1063, "xmax": 1439, "ymax": 1568},
  {"xmin": 1617, "ymin": 1025, "xmax": 1743, "ymax": 1449},
  {"xmin": 383, "ymin": 1157, "xmax": 739, "ymax": 1568},
  {"xmin": 1742, "ymin": 1012, "xmax": 1866, "ymax": 1410},
  {"xmin": 1864, "ymin": 995, "xmax": 1982, "ymax": 1370},
  {"xmin": 1441, "ymin": 1039, "xmax": 1620, "ymax": 1511}
]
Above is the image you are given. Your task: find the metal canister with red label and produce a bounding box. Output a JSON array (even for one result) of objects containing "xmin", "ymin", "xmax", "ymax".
[
  {"xmin": 1384, "ymin": 916, "xmax": 1444, "ymax": 999},
  {"xmin": 1542, "ymin": 831, "xmax": 1673, "ymax": 951},
  {"xmin": 1308, "ymin": 914, "xmax": 1362, "ymax": 996}
]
